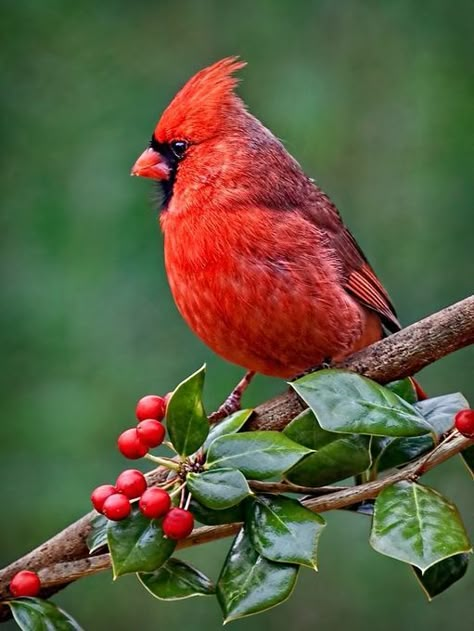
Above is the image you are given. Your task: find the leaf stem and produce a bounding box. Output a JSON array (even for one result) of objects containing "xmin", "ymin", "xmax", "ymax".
[
  {"xmin": 144, "ymin": 454, "xmax": 180, "ymax": 471},
  {"xmin": 169, "ymin": 481, "xmax": 187, "ymax": 499}
]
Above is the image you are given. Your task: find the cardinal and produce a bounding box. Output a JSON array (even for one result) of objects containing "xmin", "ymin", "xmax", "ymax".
[{"xmin": 132, "ymin": 57, "xmax": 421, "ymax": 418}]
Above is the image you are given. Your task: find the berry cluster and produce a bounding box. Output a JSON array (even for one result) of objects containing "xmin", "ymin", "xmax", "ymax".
[
  {"xmin": 90, "ymin": 393, "xmax": 194, "ymax": 540},
  {"xmin": 117, "ymin": 395, "xmax": 168, "ymax": 459}
]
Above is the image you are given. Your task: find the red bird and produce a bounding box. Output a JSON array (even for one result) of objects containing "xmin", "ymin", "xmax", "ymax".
[{"xmin": 132, "ymin": 58, "xmax": 415, "ymax": 413}]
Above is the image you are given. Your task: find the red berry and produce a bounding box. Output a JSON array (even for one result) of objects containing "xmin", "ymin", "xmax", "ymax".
[
  {"xmin": 137, "ymin": 419, "xmax": 166, "ymax": 448},
  {"xmin": 91, "ymin": 484, "xmax": 117, "ymax": 513},
  {"xmin": 455, "ymin": 409, "xmax": 474, "ymax": 438},
  {"xmin": 9, "ymin": 570, "xmax": 41, "ymax": 597},
  {"xmin": 115, "ymin": 469, "xmax": 147, "ymax": 499},
  {"xmin": 162, "ymin": 508, "xmax": 194, "ymax": 540},
  {"xmin": 117, "ymin": 428, "xmax": 148, "ymax": 459},
  {"xmin": 139, "ymin": 488, "xmax": 171, "ymax": 519},
  {"xmin": 102, "ymin": 493, "xmax": 131, "ymax": 521},
  {"xmin": 136, "ymin": 395, "xmax": 166, "ymax": 422}
]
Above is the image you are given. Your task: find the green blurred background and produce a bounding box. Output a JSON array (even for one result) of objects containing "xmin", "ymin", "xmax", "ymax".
[{"xmin": 1, "ymin": 0, "xmax": 472, "ymax": 629}]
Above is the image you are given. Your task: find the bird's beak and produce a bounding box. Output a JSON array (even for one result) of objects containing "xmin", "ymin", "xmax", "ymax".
[{"xmin": 131, "ymin": 148, "xmax": 170, "ymax": 180}]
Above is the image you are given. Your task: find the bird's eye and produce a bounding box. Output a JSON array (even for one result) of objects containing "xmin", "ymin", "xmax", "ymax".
[{"xmin": 170, "ymin": 140, "xmax": 188, "ymax": 159}]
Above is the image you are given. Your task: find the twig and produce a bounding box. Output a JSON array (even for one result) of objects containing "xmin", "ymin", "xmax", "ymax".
[
  {"xmin": 246, "ymin": 295, "xmax": 474, "ymax": 431},
  {"xmin": 3, "ymin": 432, "xmax": 471, "ymax": 595}
]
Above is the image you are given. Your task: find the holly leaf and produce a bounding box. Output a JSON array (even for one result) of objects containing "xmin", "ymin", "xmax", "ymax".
[
  {"xmin": 412, "ymin": 553, "xmax": 470, "ymax": 600},
  {"xmin": 217, "ymin": 528, "xmax": 298, "ymax": 623},
  {"xmin": 203, "ymin": 409, "xmax": 253, "ymax": 452},
  {"xmin": 372, "ymin": 393, "xmax": 470, "ymax": 473},
  {"xmin": 247, "ymin": 495, "xmax": 325, "ymax": 569},
  {"xmin": 415, "ymin": 393, "xmax": 470, "ymax": 435},
  {"xmin": 370, "ymin": 481, "xmax": 472, "ymax": 572},
  {"xmin": 189, "ymin": 498, "xmax": 245, "ymax": 526},
  {"xmin": 371, "ymin": 434, "xmax": 434, "ymax": 473},
  {"xmin": 8, "ymin": 598, "xmax": 83, "ymax": 630},
  {"xmin": 187, "ymin": 468, "xmax": 252, "ymax": 510},
  {"xmin": 460, "ymin": 445, "xmax": 474, "ymax": 478},
  {"xmin": 87, "ymin": 513, "xmax": 108, "ymax": 553},
  {"xmin": 284, "ymin": 409, "xmax": 371, "ymax": 485},
  {"xmin": 386, "ymin": 379, "xmax": 418, "ymax": 404},
  {"xmin": 107, "ymin": 508, "xmax": 175, "ymax": 577},
  {"xmin": 292, "ymin": 369, "xmax": 432, "ymax": 437},
  {"xmin": 166, "ymin": 365, "xmax": 209, "ymax": 456},
  {"xmin": 206, "ymin": 432, "xmax": 312, "ymax": 480},
  {"xmin": 138, "ymin": 558, "xmax": 215, "ymax": 600}
]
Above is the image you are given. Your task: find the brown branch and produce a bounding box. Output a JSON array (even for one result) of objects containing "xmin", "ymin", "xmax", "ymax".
[
  {"xmin": 3, "ymin": 432, "xmax": 472, "ymax": 593},
  {"xmin": 0, "ymin": 296, "xmax": 472, "ymax": 620},
  {"xmin": 246, "ymin": 295, "xmax": 474, "ymax": 430}
]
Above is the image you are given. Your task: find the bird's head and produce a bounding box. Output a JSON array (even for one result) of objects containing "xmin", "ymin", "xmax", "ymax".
[
  {"xmin": 132, "ymin": 57, "xmax": 252, "ymax": 209},
  {"xmin": 132, "ymin": 57, "xmax": 306, "ymax": 213}
]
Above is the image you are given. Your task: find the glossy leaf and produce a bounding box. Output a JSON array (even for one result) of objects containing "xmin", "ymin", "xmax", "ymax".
[
  {"xmin": 87, "ymin": 513, "xmax": 108, "ymax": 553},
  {"xmin": 206, "ymin": 431, "xmax": 312, "ymax": 480},
  {"xmin": 412, "ymin": 553, "xmax": 470, "ymax": 600},
  {"xmin": 373, "ymin": 393, "xmax": 470, "ymax": 472},
  {"xmin": 8, "ymin": 598, "xmax": 83, "ymax": 631},
  {"xmin": 247, "ymin": 495, "xmax": 325, "ymax": 569},
  {"xmin": 386, "ymin": 378, "xmax": 418, "ymax": 404},
  {"xmin": 189, "ymin": 498, "xmax": 245, "ymax": 526},
  {"xmin": 415, "ymin": 393, "xmax": 469, "ymax": 435},
  {"xmin": 107, "ymin": 508, "xmax": 175, "ymax": 577},
  {"xmin": 166, "ymin": 364, "xmax": 209, "ymax": 456},
  {"xmin": 292, "ymin": 369, "xmax": 432, "ymax": 437},
  {"xmin": 370, "ymin": 481, "xmax": 472, "ymax": 572},
  {"xmin": 217, "ymin": 528, "xmax": 298, "ymax": 623},
  {"xmin": 138, "ymin": 558, "xmax": 215, "ymax": 600},
  {"xmin": 460, "ymin": 445, "xmax": 474, "ymax": 478},
  {"xmin": 203, "ymin": 409, "xmax": 253, "ymax": 451},
  {"xmin": 284, "ymin": 409, "xmax": 371, "ymax": 485},
  {"xmin": 187, "ymin": 468, "xmax": 251, "ymax": 510},
  {"xmin": 371, "ymin": 434, "xmax": 433, "ymax": 473}
]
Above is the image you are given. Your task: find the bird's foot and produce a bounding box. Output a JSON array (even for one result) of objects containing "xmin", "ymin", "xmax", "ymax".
[
  {"xmin": 290, "ymin": 358, "xmax": 334, "ymax": 382},
  {"xmin": 208, "ymin": 371, "xmax": 256, "ymax": 424}
]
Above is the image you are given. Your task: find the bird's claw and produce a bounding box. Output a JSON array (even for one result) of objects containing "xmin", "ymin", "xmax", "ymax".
[{"xmin": 208, "ymin": 370, "xmax": 255, "ymax": 424}]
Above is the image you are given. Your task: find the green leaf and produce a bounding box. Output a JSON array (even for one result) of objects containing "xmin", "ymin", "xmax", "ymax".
[
  {"xmin": 8, "ymin": 598, "xmax": 83, "ymax": 630},
  {"xmin": 138, "ymin": 558, "xmax": 215, "ymax": 600},
  {"xmin": 370, "ymin": 481, "xmax": 472, "ymax": 572},
  {"xmin": 292, "ymin": 369, "xmax": 432, "ymax": 437},
  {"xmin": 460, "ymin": 445, "xmax": 474, "ymax": 478},
  {"xmin": 412, "ymin": 553, "xmax": 470, "ymax": 600},
  {"xmin": 189, "ymin": 498, "xmax": 245, "ymax": 525},
  {"xmin": 87, "ymin": 513, "xmax": 108, "ymax": 553},
  {"xmin": 372, "ymin": 393, "xmax": 470, "ymax": 473},
  {"xmin": 386, "ymin": 378, "xmax": 418, "ymax": 404},
  {"xmin": 371, "ymin": 435, "xmax": 434, "ymax": 473},
  {"xmin": 284, "ymin": 409, "xmax": 371, "ymax": 485},
  {"xmin": 217, "ymin": 528, "xmax": 298, "ymax": 623},
  {"xmin": 415, "ymin": 393, "xmax": 470, "ymax": 435},
  {"xmin": 206, "ymin": 432, "xmax": 312, "ymax": 480},
  {"xmin": 107, "ymin": 508, "xmax": 176, "ymax": 577},
  {"xmin": 204, "ymin": 409, "xmax": 253, "ymax": 452},
  {"xmin": 247, "ymin": 495, "xmax": 325, "ymax": 569},
  {"xmin": 166, "ymin": 365, "xmax": 209, "ymax": 456},
  {"xmin": 187, "ymin": 468, "xmax": 252, "ymax": 510}
]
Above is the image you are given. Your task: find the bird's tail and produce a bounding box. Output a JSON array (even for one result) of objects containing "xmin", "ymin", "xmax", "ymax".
[{"xmin": 409, "ymin": 377, "xmax": 428, "ymax": 401}]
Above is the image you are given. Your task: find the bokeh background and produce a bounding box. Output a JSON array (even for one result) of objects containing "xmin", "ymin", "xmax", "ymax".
[{"xmin": 1, "ymin": 1, "xmax": 473, "ymax": 629}]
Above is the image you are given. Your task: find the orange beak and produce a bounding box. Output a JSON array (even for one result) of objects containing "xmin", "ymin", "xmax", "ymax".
[{"xmin": 131, "ymin": 148, "xmax": 170, "ymax": 180}]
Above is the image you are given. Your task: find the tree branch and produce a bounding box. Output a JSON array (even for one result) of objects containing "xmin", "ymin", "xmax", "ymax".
[
  {"xmin": 247, "ymin": 295, "xmax": 474, "ymax": 431},
  {"xmin": 0, "ymin": 296, "xmax": 472, "ymax": 620}
]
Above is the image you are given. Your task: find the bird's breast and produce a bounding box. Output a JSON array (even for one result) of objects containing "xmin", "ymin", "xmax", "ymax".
[{"xmin": 161, "ymin": 206, "xmax": 378, "ymax": 377}]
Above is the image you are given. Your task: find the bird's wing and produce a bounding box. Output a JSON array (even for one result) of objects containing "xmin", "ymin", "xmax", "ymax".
[{"xmin": 302, "ymin": 193, "xmax": 401, "ymax": 333}]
